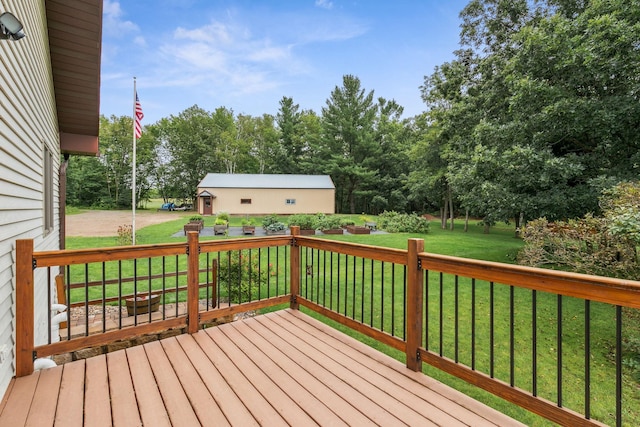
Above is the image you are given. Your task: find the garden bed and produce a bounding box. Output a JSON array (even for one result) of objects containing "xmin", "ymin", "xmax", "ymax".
[{"xmin": 346, "ymin": 225, "xmax": 371, "ymax": 235}]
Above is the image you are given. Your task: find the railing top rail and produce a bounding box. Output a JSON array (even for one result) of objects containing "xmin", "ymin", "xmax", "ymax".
[
  {"xmin": 420, "ymin": 252, "xmax": 640, "ymax": 309},
  {"xmin": 297, "ymin": 236, "xmax": 407, "ymax": 264},
  {"xmin": 199, "ymin": 235, "xmax": 293, "ymax": 253},
  {"xmin": 31, "ymin": 235, "xmax": 295, "ymax": 268},
  {"xmin": 33, "ymin": 242, "xmax": 189, "ymax": 267}
]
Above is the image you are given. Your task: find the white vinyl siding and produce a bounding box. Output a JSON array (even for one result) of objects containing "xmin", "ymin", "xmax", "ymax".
[{"xmin": 0, "ymin": 0, "xmax": 61, "ymax": 399}]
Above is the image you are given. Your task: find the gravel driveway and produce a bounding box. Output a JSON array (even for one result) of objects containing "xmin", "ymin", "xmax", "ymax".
[{"xmin": 66, "ymin": 210, "xmax": 189, "ymax": 237}]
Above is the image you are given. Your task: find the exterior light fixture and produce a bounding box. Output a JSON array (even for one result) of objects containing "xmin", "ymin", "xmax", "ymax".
[{"xmin": 0, "ymin": 12, "xmax": 25, "ymax": 41}]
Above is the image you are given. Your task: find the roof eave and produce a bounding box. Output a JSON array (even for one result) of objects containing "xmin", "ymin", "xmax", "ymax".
[{"xmin": 47, "ymin": 0, "xmax": 103, "ymax": 156}]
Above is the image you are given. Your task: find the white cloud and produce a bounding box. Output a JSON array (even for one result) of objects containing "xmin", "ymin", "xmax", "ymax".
[
  {"xmin": 315, "ymin": 0, "xmax": 334, "ymax": 10},
  {"xmin": 103, "ymin": 0, "xmax": 142, "ymax": 38},
  {"xmin": 153, "ymin": 19, "xmax": 301, "ymax": 95}
]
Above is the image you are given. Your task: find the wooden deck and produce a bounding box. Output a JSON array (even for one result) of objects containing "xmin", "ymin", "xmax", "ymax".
[{"xmin": 0, "ymin": 310, "xmax": 524, "ymax": 426}]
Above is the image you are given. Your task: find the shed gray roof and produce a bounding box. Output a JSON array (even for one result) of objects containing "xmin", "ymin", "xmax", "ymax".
[{"xmin": 198, "ymin": 174, "xmax": 335, "ymax": 190}]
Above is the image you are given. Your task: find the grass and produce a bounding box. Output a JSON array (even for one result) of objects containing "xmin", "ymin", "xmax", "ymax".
[{"xmin": 64, "ymin": 214, "xmax": 639, "ymax": 426}]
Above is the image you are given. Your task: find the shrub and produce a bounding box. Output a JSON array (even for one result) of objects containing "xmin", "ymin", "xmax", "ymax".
[
  {"xmin": 287, "ymin": 214, "xmax": 317, "ymax": 229},
  {"xmin": 242, "ymin": 217, "xmax": 256, "ymax": 226},
  {"xmin": 189, "ymin": 215, "xmax": 203, "ymax": 222},
  {"xmin": 316, "ymin": 214, "xmax": 342, "ymax": 230},
  {"xmin": 518, "ymin": 216, "xmax": 639, "ymax": 278},
  {"xmin": 339, "ymin": 217, "xmax": 355, "ymax": 227},
  {"xmin": 262, "ymin": 214, "xmax": 286, "ymax": 232},
  {"xmin": 377, "ymin": 211, "xmax": 430, "ymax": 233},
  {"xmin": 116, "ymin": 224, "xmax": 134, "ymax": 246},
  {"xmin": 216, "ymin": 211, "xmax": 230, "ymax": 222},
  {"xmin": 217, "ymin": 250, "xmax": 267, "ymax": 303}
]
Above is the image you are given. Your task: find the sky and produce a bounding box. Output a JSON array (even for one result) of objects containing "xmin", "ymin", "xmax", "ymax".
[{"xmin": 100, "ymin": 0, "xmax": 469, "ymax": 125}]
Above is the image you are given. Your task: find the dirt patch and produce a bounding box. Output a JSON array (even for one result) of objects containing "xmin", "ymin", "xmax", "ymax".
[{"xmin": 66, "ymin": 210, "xmax": 190, "ymax": 237}]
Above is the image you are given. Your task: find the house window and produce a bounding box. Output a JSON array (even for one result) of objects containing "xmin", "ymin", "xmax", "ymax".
[
  {"xmin": 241, "ymin": 198, "xmax": 252, "ymax": 204},
  {"xmin": 285, "ymin": 199, "xmax": 296, "ymax": 205},
  {"xmin": 43, "ymin": 146, "xmax": 54, "ymax": 234}
]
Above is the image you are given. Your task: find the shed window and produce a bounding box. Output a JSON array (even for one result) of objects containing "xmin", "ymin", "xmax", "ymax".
[
  {"xmin": 241, "ymin": 198, "xmax": 252, "ymax": 204},
  {"xmin": 285, "ymin": 199, "xmax": 296, "ymax": 205}
]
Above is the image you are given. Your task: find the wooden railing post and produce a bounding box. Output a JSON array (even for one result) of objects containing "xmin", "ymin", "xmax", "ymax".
[
  {"xmin": 406, "ymin": 238, "xmax": 424, "ymax": 371},
  {"xmin": 290, "ymin": 226, "xmax": 300, "ymax": 310},
  {"xmin": 16, "ymin": 239, "xmax": 34, "ymax": 377},
  {"xmin": 187, "ymin": 232, "xmax": 200, "ymax": 334}
]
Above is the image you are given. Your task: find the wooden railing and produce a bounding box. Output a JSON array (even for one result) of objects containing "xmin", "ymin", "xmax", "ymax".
[{"xmin": 15, "ymin": 230, "xmax": 640, "ymax": 426}]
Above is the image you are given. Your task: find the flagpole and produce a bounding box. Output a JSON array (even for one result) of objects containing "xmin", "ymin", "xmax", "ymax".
[{"xmin": 132, "ymin": 77, "xmax": 137, "ymax": 245}]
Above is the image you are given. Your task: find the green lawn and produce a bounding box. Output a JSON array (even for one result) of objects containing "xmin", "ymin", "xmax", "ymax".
[{"xmin": 64, "ymin": 215, "xmax": 638, "ymax": 426}]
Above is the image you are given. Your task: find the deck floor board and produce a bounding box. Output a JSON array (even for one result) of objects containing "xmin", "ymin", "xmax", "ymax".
[{"xmin": 0, "ymin": 310, "xmax": 526, "ymax": 426}]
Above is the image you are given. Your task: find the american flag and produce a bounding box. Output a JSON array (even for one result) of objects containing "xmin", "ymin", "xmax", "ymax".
[{"xmin": 134, "ymin": 92, "xmax": 144, "ymax": 139}]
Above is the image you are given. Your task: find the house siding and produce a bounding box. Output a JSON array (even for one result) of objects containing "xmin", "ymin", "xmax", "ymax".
[
  {"xmin": 0, "ymin": 0, "xmax": 61, "ymax": 398},
  {"xmin": 197, "ymin": 174, "xmax": 336, "ymax": 215},
  {"xmin": 205, "ymin": 187, "xmax": 336, "ymax": 215}
]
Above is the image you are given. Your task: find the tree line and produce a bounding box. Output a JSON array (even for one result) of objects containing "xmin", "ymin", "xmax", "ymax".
[{"xmin": 67, "ymin": 0, "xmax": 640, "ymax": 229}]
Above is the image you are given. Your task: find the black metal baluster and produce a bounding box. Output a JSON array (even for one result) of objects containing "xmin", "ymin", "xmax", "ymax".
[
  {"xmin": 162, "ymin": 257, "xmax": 166, "ymax": 320},
  {"xmin": 323, "ymin": 250, "xmax": 327, "ymax": 307},
  {"xmin": 616, "ymin": 305, "xmax": 622, "ymax": 427},
  {"xmin": 175, "ymin": 255, "xmax": 179, "ymax": 318},
  {"xmin": 510, "ymin": 285, "xmax": 515, "ymax": 387},
  {"xmin": 532, "ymin": 290, "xmax": 537, "ymax": 396},
  {"xmin": 403, "ymin": 266, "xmax": 407, "ymax": 341},
  {"xmin": 392, "ymin": 264, "xmax": 396, "ymax": 336},
  {"xmin": 66, "ymin": 265, "xmax": 72, "ymax": 340},
  {"xmin": 424, "ymin": 271, "xmax": 429, "ymax": 350},
  {"xmin": 337, "ymin": 253, "xmax": 341, "ymax": 315},
  {"xmin": 133, "ymin": 259, "xmax": 138, "ymax": 325},
  {"xmin": 102, "ymin": 262, "xmax": 106, "ymax": 333},
  {"xmin": 381, "ymin": 262, "xmax": 385, "ymax": 332},
  {"xmin": 490, "ymin": 281, "xmax": 495, "ymax": 378},
  {"xmin": 267, "ymin": 249, "xmax": 271, "ymax": 300},
  {"xmin": 330, "ymin": 252, "xmax": 334, "ymax": 311},
  {"xmin": 118, "ymin": 262, "xmax": 122, "ymax": 329},
  {"xmin": 471, "ymin": 278, "xmax": 476, "ymax": 371},
  {"xmin": 585, "ymin": 299, "xmax": 590, "ymax": 419},
  {"xmin": 361, "ymin": 257, "xmax": 365, "ymax": 324},
  {"xmin": 557, "ymin": 294, "xmax": 563, "ymax": 407},
  {"xmin": 276, "ymin": 246, "xmax": 280, "ymax": 296},
  {"xmin": 369, "ymin": 259, "xmax": 374, "ymax": 326},
  {"xmin": 455, "ymin": 275, "xmax": 459, "ymax": 363},
  {"xmin": 238, "ymin": 250, "xmax": 243, "ymax": 304},
  {"xmin": 351, "ymin": 255, "xmax": 356, "ymax": 320},
  {"xmin": 84, "ymin": 264, "xmax": 89, "ymax": 335},
  {"xmin": 344, "ymin": 254, "xmax": 348, "ymax": 316},
  {"xmin": 47, "ymin": 268, "xmax": 52, "ymax": 344},
  {"xmin": 439, "ymin": 272, "xmax": 443, "ymax": 357},
  {"xmin": 147, "ymin": 258, "xmax": 152, "ymax": 323},
  {"xmin": 258, "ymin": 248, "xmax": 262, "ymax": 300}
]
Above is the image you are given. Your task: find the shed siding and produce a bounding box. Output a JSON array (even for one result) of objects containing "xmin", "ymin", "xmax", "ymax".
[
  {"xmin": 0, "ymin": 0, "xmax": 61, "ymax": 398},
  {"xmin": 205, "ymin": 187, "xmax": 335, "ymax": 215}
]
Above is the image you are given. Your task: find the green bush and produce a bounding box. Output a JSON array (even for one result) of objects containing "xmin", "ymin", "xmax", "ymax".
[
  {"xmin": 217, "ymin": 250, "xmax": 266, "ymax": 303},
  {"xmin": 262, "ymin": 214, "xmax": 286, "ymax": 232},
  {"xmin": 378, "ymin": 211, "xmax": 430, "ymax": 233},
  {"xmin": 216, "ymin": 211, "xmax": 230, "ymax": 222},
  {"xmin": 287, "ymin": 214, "xmax": 317, "ymax": 229},
  {"xmin": 316, "ymin": 214, "xmax": 343, "ymax": 230},
  {"xmin": 241, "ymin": 217, "xmax": 256, "ymax": 226}
]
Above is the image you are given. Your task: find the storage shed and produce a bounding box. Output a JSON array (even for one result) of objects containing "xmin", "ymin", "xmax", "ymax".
[{"xmin": 196, "ymin": 174, "xmax": 335, "ymax": 215}]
